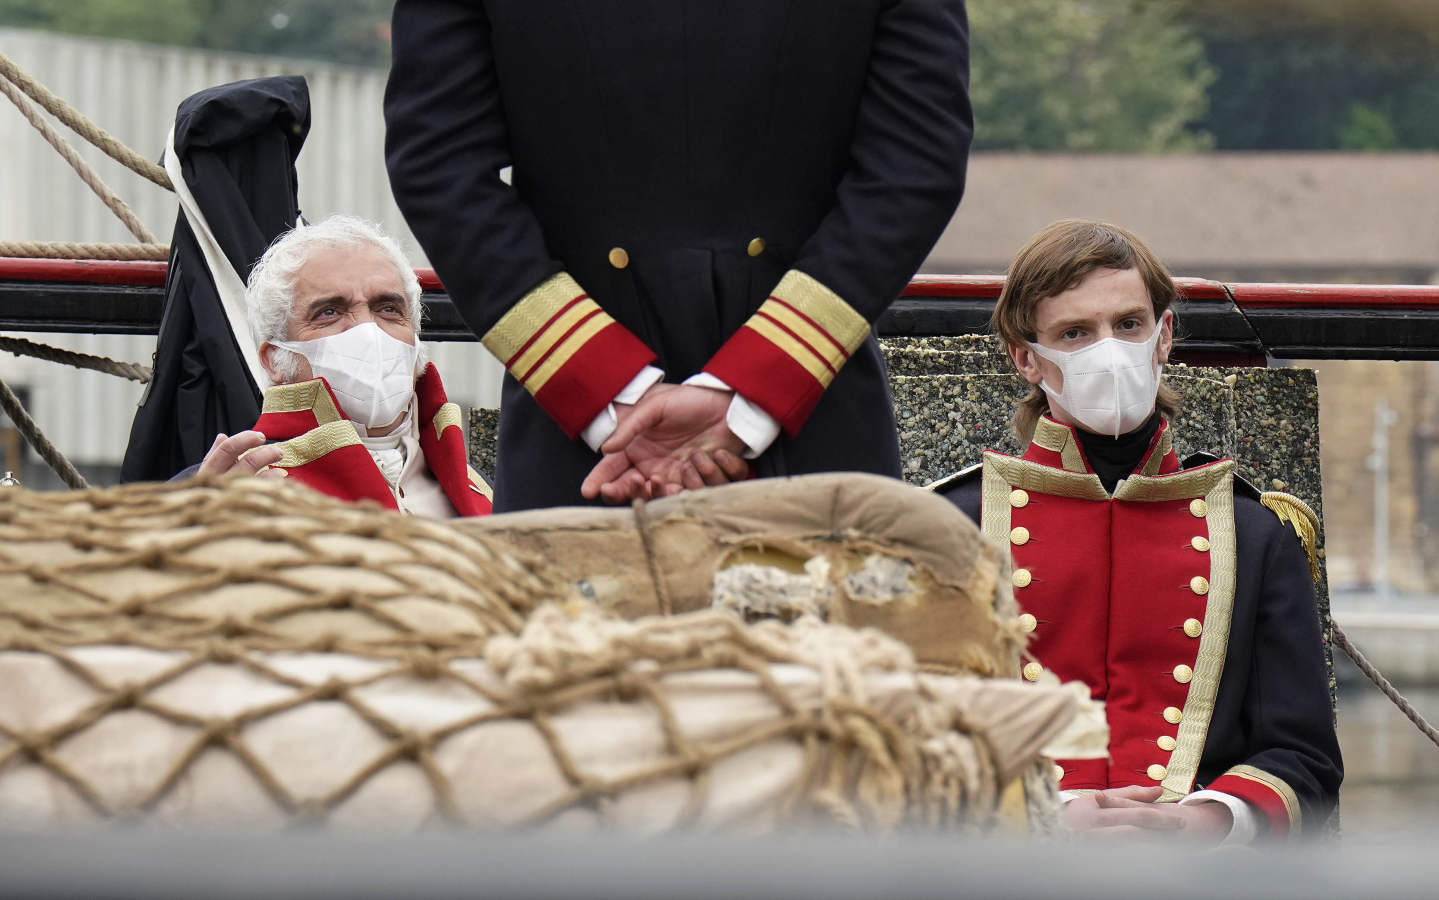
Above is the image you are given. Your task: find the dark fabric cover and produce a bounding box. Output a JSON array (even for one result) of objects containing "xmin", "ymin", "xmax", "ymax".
[
  {"xmin": 384, "ymin": 0, "xmax": 973, "ymax": 510},
  {"xmin": 121, "ymin": 76, "xmax": 310, "ymax": 482}
]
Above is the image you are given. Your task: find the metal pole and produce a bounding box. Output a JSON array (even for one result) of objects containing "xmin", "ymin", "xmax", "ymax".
[{"xmin": 1369, "ymin": 397, "xmax": 1397, "ymax": 602}]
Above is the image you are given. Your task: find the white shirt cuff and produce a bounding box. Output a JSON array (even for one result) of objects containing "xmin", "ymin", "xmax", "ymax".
[
  {"xmin": 1181, "ymin": 790, "xmax": 1259, "ymax": 846},
  {"xmin": 579, "ymin": 365, "xmax": 665, "ymax": 452},
  {"xmin": 683, "ymin": 373, "xmax": 781, "ymax": 459}
]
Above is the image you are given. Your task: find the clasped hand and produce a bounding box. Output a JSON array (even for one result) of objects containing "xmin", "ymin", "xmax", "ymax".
[
  {"xmin": 1062, "ymin": 785, "xmax": 1233, "ymax": 844},
  {"xmin": 580, "ymin": 383, "xmax": 750, "ymax": 503}
]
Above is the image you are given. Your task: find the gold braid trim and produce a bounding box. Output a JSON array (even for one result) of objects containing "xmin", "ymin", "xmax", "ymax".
[
  {"xmin": 1030, "ymin": 418, "xmax": 1088, "ymax": 474},
  {"xmin": 261, "ymin": 380, "xmax": 343, "ymax": 424},
  {"xmin": 432, "ymin": 402, "xmax": 463, "ymax": 442},
  {"xmin": 1154, "ymin": 462, "xmax": 1237, "ymax": 801},
  {"xmin": 1260, "ymin": 491, "xmax": 1322, "ymax": 584},
  {"xmin": 981, "ymin": 452, "xmax": 1109, "ymax": 502},
  {"xmin": 1226, "ymin": 764, "xmax": 1302, "ymax": 833},
  {"xmin": 467, "ymin": 465, "xmax": 494, "ymax": 502},
  {"xmin": 274, "ymin": 420, "xmax": 363, "ymax": 469}
]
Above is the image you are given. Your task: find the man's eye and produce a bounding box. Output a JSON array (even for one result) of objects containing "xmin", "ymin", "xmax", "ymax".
[
  {"xmin": 1119, "ymin": 318, "xmax": 1142, "ymax": 331},
  {"xmin": 314, "ymin": 307, "xmax": 340, "ymax": 319},
  {"xmin": 1061, "ymin": 328, "xmax": 1083, "ymax": 341}
]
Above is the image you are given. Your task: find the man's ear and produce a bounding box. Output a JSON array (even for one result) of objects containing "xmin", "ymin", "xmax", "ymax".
[
  {"xmin": 1156, "ymin": 309, "xmax": 1175, "ymax": 365},
  {"xmin": 258, "ymin": 342, "xmax": 283, "ymax": 385},
  {"xmin": 1009, "ymin": 343, "xmax": 1044, "ymax": 385}
]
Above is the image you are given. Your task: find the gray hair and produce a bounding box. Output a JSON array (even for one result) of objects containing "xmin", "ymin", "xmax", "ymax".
[{"xmin": 246, "ymin": 214, "xmax": 425, "ymax": 383}]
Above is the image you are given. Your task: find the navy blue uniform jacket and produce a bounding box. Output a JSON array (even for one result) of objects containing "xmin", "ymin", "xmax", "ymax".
[{"xmin": 384, "ymin": 0, "xmax": 972, "ymax": 510}]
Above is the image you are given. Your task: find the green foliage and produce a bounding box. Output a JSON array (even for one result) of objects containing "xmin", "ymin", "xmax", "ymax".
[
  {"xmin": 0, "ymin": 0, "xmax": 392, "ymax": 66},
  {"xmin": 969, "ymin": 0, "xmax": 1214, "ymax": 152},
  {"xmin": 1180, "ymin": 0, "xmax": 1439, "ymax": 150},
  {"xmin": 1339, "ymin": 104, "xmax": 1398, "ymax": 151}
]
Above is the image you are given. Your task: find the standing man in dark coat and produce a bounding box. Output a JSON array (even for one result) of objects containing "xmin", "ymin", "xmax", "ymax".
[{"xmin": 384, "ymin": 0, "xmax": 973, "ymax": 511}]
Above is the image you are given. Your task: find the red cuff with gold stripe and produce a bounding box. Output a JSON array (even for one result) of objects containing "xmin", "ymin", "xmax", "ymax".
[
  {"xmin": 481, "ymin": 272, "xmax": 655, "ymax": 439},
  {"xmin": 1208, "ymin": 767, "xmax": 1301, "ymax": 838},
  {"xmin": 702, "ymin": 270, "xmax": 869, "ymax": 437}
]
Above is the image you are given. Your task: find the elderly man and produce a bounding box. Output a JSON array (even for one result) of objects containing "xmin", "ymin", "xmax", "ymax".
[
  {"xmin": 936, "ymin": 220, "xmax": 1341, "ymax": 843},
  {"xmin": 194, "ymin": 215, "xmax": 492, "ymax": 518}
]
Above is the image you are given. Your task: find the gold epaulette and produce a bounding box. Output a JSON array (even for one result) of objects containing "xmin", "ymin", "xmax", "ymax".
[{"xmin": 1259, "ymin": 491, "xmax": 1322, "ymax": 584}]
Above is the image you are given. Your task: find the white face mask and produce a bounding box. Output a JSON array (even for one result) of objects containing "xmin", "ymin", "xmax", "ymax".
[
  {"xmin": 273, "ymin": 322, "xmax": 420, "ymax": 429},
  {"xmin": 1027, "ymin": 325, "xmax": 1164, "ymax": 438}
]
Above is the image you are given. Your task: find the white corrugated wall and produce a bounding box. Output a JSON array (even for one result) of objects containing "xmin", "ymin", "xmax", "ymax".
[{"xmin": 0, "ymin": 28, "xmax": 502, "ymax": 470}]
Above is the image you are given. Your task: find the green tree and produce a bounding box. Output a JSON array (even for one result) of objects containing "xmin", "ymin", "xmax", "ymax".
[
  {"xmin": 969, "ymin": 0, "xmax": 1214, "ymax": 152},
  {"xmin": 1179, "ymin": 0, "xmax": 1439, "ymax": 150}
]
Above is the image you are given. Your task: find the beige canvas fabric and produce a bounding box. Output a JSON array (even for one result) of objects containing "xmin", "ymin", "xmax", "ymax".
[
  {"xmin": 457, "ymin": 473, "xmax": 1022, "ymax": 677},
  {"xmin": 0, "ymin": 476, "xmax": 1064, "ymax": 833}
]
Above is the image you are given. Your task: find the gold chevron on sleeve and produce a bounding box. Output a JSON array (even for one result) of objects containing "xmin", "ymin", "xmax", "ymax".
[
  {"xmin": 771, "ymin": 270, "xmax": 869, "ymax": 357},
  {"xmin": 747, "ymin": 312, "xmax": 834, "ymax": 385},
  {"xmin": 481, "ymin": 273, "xmax": 617, "ymax": 391}
]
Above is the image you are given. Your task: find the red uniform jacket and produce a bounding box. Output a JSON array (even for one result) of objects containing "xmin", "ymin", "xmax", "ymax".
[
  {"xmin": 938, "ymin": 416, "xmax": 1341, "ymax": 838},
  {"xmin": 253, "ymin": 364, "xmax": 492, "ymax": 516}
]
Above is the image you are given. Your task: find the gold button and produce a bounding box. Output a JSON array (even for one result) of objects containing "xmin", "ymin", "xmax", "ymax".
[
  {"xmin": 1163, "ymin": 706, "xmax": 1183, "ymax": 725},
  {"xmin": 1158, "ymin": 735, "xmax": 1177, "ymax": 752},
  {"xmin": 1022, "ymin": 662, "xmax": 1043, "ymax": 682},
  {"xmin": 1010, "ymin": 526, "xmax": 1030, "ymax": 546},
  {"xmin": 1052, "ymin": 763, "xmax": 1065, "ymax": 782},
  {"xmin": 1183, "ymin": 618, "xmax": 1203, "ymax": 638},
  {"xmin": 1017, "ymin": 612, "xmax": 1038, "ymax": 633},
  {"xmin": 1190, "ymin": 576, "xmax": 1209, "ymax": 596},
  {"xmin": 1009, "ymin": 489, "xmax": 1030, "ymax": 508},
  {"xmin": 1173, "ymin": 664, "xmax": 1194, "ymax": 684},
  {"xmin": 1189, "ymin": 498, "xmax": 1208, "ymax": 518},
  {"xmin": 746, "ymin": 237, "xmax": 766, "ymax": 257},
  {"xmin": 1147, "ymin": 764, "xmax": 1167, "ymax": 782},
  {"xmin": 608, "ymin": 247, "xmax": 630, "ymax": 269},
  {"xmin": 1191, "ymin": 536, "xmax": 1210, "ymax": 552},
  {"xmin": 1012, "ymin": 569, "xmax": 1033, "ymax": 589}
]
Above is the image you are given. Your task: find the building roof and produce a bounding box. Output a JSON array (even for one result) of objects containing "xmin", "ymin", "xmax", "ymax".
[{"xmin": 924, "ymin": 152, "xmax": 1439, "ymax": 276}]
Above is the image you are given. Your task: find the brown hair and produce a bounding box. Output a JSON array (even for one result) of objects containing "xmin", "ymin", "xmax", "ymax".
[{"xmin": 992, "ymin": 219, "xmax": 1181, "ymax": 442}]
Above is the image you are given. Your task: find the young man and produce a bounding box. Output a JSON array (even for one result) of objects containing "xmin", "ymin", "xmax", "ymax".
[
  {"xmin": 193, "ymin": 215, "xmax": 492, "ymax": 518},
  {"xmin": 937, "ymin": 220, "xmax": 1341, "ymax": 843}
]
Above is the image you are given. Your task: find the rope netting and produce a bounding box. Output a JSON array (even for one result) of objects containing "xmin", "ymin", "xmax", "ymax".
[
  {"xmin": 5, "ymin": 461, "xmax": 1424, "ymax": 834},
  {"xmin": 0, "ymin": 477, "xmax": 1073, "ymax": 832}
]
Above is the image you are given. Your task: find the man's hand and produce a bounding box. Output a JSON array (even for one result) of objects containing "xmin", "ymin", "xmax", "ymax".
[
  {"xmin": 196, "ymin": 431, "xmax": 285, "ymax": 478},
  {"xmin": 1062, "ymin": 785, "xmax": 1233, "ymax": 844},
  {"xmin": 580, "ymin": 384, "xmax": 748, "ymax": 503}
]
